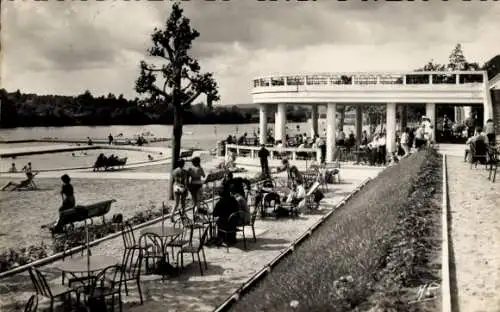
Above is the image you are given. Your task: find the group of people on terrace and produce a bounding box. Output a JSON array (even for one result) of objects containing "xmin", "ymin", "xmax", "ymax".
[
  {"xmin": 222, "ymin": 111, "xmax": 497, "ymax": 167},
  {"xmin": 171, "ymin": 155, "xmax": 256, "ymax": 246}
]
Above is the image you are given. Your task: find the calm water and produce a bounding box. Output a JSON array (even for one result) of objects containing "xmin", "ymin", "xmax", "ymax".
[
  {"xmin": 0, "ymin": 148, "xmax": 156, "ymax": 172},
  {"xmin": 0, "ymin": 122, "xmax": 366, "ymax": 150}
]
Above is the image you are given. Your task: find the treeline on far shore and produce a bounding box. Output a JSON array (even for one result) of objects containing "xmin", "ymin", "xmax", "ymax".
[{"xmin": 0, "ymin": 89, "xmax": 311, "ymax": 128}]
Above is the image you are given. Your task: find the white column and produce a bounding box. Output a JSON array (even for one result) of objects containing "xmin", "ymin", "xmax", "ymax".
[
  {"xmin": 386, "ymin": 102, "xmax": 397, "ymax": 155},
  {"xmin": 275, "ymin": 103, "xmax": 287, "ymax": 145},
  {"xmin": 259, "ymin": 104, "xmax": 267, "ymax": 144},
  {"xmin": 311, "ymin": 105, "xmax": 319, "ymax": 137},
  {"xmin": 483, "ymin": 72, "xmax": 494, "ymax": 126},
  {"xmin": 426, "ymin": 102, "xmax": 436, "ymax": 141},
  {"xmin": 326, "ymin": 103, "xmax": 337, "ymax": 163},
  {"xmin": 463, "ymin": 106, "xmax": 472, "ymax": 120},
  {"xmin": 355, "ymin": 104, "xmax": 362, "ymax": 147}
]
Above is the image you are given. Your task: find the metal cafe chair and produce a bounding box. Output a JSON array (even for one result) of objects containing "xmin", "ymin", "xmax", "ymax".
[
  {"xmin": 120, "ymin": 222, "xmax": 141, "ymax": 266},
  {"xmin": 24, "ymin": 294, "xmax": 38, "ymax": 312},
  {"xmin": 138, "ymin": 233, "xmax": 169, "ymax": 279},
  {"xmin": 28, "ymin": 267, "xmax": 77, "ymax": 312},
  {"xmin": 80, "ymin": 264, "xmax": 124, "ymax": 312},
  {"xmin": 176, "ymin": 225, "xmax": 210, "ymax": 275},
  {"xmin": 120, "ymin": 241, "xmax": 144, "ymax": 304}
]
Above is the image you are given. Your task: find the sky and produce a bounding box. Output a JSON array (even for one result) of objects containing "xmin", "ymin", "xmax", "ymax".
[{"xmin": 1, "ymin": 1, "xmax": 499, "ymax": 106}]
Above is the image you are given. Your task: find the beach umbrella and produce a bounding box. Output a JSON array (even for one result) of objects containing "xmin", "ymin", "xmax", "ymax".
[
  {"xmin": 161, "ymin": 201, "xmax": 166, "ymax": 236},
  {"xmin": 84, "ymin": 219, "xmax": 91, "ymax": 279}
]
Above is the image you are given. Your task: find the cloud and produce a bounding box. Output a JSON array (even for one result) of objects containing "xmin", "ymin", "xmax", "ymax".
[{"xmin": 1, "ymin": 1, "xmax": 499, "ymax": 105}]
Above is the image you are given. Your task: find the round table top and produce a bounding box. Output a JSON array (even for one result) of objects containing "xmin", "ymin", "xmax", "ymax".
[
  {"xmin": 57, "ymin": 255, "xmax": 119, "ymax": 273},
  {"xmin": 140, "ymin": 226, "xmax": 183, "ymax": 237}
]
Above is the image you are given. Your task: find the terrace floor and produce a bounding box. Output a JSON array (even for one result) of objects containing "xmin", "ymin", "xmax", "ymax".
[
  {"xmin": 0, "ymin": 168, "xmax": 382, "ymax": 312},
  {"xmin": 445, "ymin": 155, "xmax": 500, "ymax": 312}
]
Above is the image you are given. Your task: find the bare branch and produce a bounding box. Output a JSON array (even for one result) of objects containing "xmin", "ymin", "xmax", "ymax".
[
  {"xmin": 182, "ymin": 91, "xmax": 202, "ymax": 108},
  {"xmin": 181, "ymin": 82, "xmax": 192, "ymax": 93}
]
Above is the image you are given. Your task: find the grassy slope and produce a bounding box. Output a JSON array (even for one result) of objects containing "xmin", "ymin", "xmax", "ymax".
[{"xmin": 231, "ymin": 151, "xmax": 433, "ymax": 312}]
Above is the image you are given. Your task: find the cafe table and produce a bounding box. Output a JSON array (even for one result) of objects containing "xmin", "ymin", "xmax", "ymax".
[
  {"xmin": 140, "ymin": 226, "xmax": 183, "ymax": 239},
  {"xmin": 58, "ymin": 255, "xmax": 119, "ymax": 286},
  {"xmin": 140, "ymin": 226, "xmax": 184, "ymax": 275}
]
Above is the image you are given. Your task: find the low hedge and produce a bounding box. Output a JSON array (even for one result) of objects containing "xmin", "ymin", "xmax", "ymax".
[
  {"xmin": 0, "ymin": 174, "xmax": 267, "ymax": 274},
  {"xmin": 230, "ymin": 149, "xmax": 442, "ymax": 312}
]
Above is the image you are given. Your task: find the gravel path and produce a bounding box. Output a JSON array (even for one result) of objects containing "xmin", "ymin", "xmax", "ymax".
[
  {"xmin": 0, "ymin": 175, "xmax": 376, "ymax": 312},
  {"xmin": 446, "ymin": 155, "xmax": 500, "ymax": 312}
]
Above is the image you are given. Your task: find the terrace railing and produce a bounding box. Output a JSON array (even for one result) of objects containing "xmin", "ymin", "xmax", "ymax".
[
  {"xmin": 252, "ymin": 71, "xmax": 486, "ymax": 88},
  {"xmin": 225, "ymin": 144, "xmax": 322, "ymax": 163}
]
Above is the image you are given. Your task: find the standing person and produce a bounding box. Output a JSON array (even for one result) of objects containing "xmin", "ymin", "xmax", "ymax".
[
  {"xmin": 485, "ymin": 118, "xmax": 496, "ymax": 146},
  {"xmin": 317, "ymin": 135, "xmax": 326, "ymax": 164},
  {"xmin": 400, "ymin": 128, "xmax": 410, "ymax": 158},
  {"xmin": 465, "ymin": 112, "xmax": 476, "ymax": 138},
  {"xmin": 414, "ymin": 125, "xmax": 426, "ymax": 150},
  {"xmin": 258, "ymin": 144, "xmax": 270, "ymax": 178},
  {"xmin": 377, "ymin": 132, "xmax": 387, "ymax": 165},
  {"xmin": 442, "ymin": 115, "xmax": 450, "ymax": 141},
  {"xmin": 367, "ymin": 134, "xmax": 379, "ymax": 166},
  {"xmin": 336, "ymin": 128, "xmax": 346, "ymax": 147},
  {"xmin": 52, "ymin": 174, "xmax": 76, "ymax": 233},
  {"xmin": 188, "ymin": 157, "xmax": 206, "ymax": 216},
  {"xmin": 171, "ymin": 159, "xmax": 189, "ymax": 222},
  {"xmin": 108, "ymin": 134, "xmax": 114, "ymax": 145},
  {"xmin": 360, "ymin": 130, "xmax": 369, "ymax": 147}
]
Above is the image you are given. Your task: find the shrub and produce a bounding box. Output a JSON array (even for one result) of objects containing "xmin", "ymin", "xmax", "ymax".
[{"xmin": 231, "ymin": 149, "xmax": 441, "ymax": 312}]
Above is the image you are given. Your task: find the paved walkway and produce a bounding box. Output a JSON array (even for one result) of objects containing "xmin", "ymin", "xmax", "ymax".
[
  {"xmin": 0, "ymin": 169, "xmax": 382, "ymax": 312},
  {"xmin": 445, "ymin": 154, "xmax": 500, "ymax": 312}
]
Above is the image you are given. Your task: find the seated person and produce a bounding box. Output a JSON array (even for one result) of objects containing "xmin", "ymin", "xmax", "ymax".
[
  {"xmin": 8, "ymin": 163, "xmax": 18, "ymax": 173},
  {"xmin": 223, "ymin": 172, "xmax": 251, "ymax": 199},
  {"xmin": 276, "ymin": 159, "xmax": 303, "ymax": 185},
  {"xmin": 52, "ymin": 174, "xmax": 76, "ymax": 233},
  {"xmin": 213, "ymin": 189, "xmax": 240, "ymax": 245},
  {"xmin": 234, "ymin": 191, "xmax": 251, "ymax": 225},
  {"xmin": 464, "ymin": 127, "xmax": 489, "ymax": 163},
  {"xmin": 22, "ymin": 162, "xmax": 33, "ymax": 174},
  {"xmin": 254, "ymin": 179, "xmax": 277, "ymax": 209},
  {"xmin": 1, "ymin": 171, "xmax": 36, "ymax": 191},
  {"xmin": 285, "ymin": 181, "xmax": 306, "ymax": 206},
  {"xmin": 93, "ymin": 153, "xmax": 107, "ymax": 171},
  {"xmin": 108, "ymin": 154, "xmax": 118, "ymax": 164}
]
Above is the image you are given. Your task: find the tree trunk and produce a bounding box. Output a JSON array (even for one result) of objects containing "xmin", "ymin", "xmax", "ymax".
[{"xmin": 169, "ymin": 106, "xmax": 183, "ymax": 200}]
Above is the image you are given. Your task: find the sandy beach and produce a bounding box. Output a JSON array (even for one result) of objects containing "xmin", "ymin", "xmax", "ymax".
[
  {"xmin": 0, "ymin": 178, "xmax": 170, "ymax": 250},
  {"xmin": 447, "ymin": 155, "xmax": 500, "ymax": 312}
]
